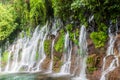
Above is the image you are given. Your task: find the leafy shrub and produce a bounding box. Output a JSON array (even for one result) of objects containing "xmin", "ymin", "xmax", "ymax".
[
  {"xmin": 52, "ymin": 0, "xmax": 73, "ymax": 21},
  {"xmin": 30, "ymin": 0, "xmax": 46, "ymax": 25},
  {"xmin": 0, "ymin": 4, "xmax": 17, "ymax": 41},
  {"xmin": 13, "ymin": 0, "xmax": 29, "ymax": 29},
  {"xmin": 90, "ymin": 31, "xmax": 107, "ymax": 48}
]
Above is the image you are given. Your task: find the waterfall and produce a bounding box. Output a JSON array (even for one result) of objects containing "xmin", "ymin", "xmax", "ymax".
[
  {"xmin": 48, "ymin": 39, "xmax": 55, "ymax": 72},
  {"xmin": 1, "ymin": 24, "xmax": 48, "ymax": 72},
  {"xmin": 36, "ymin": 25, "xmax": 48, "ymax": 71},
  {"xmin": 11, "ymin": 38, "xmax": 23, "ymax": 72},
  {"xmin": 79, "ymin": 25, "xmax": 88, "ymax": 80},
  {"xmin": 5, "ymin": 46, "xmax": 12, "ymax": 72},
  {"xmin": 60, "ymin": 32, "xmax": 72, "ymax": 74},
  {"xmin": 100, "ymin": 27, "xmax": 119, "ymax": 80},
  {"xmin": 72, "ymin": 25, "xmax": 88, "ymax": 80},
  {"xmin": 48, "ymin": 23, "xmax": 59, "ymax": 72}
]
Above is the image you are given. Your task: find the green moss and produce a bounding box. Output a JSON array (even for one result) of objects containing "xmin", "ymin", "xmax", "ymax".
[
  {"xmin": 86, "ymin": 56, "xmax": 94, "ymax": 64},
  {"xmin": 66, "ymin": 24, "xmax": 73, "ymax": 31},
  {"xmin": 54, "ymin": 56, "xmax": 59, "ymax": 61},
  {"xmin": 65, "ymin": 24, "xmax": 79, "ymax": 45},
  {"xmin": 98, "ymin": 23, "xmax": 108, "ymax": 31},
  {"xmin": 54, "ymin": 30, "xmax": 64, "ymax": 53},
  {"xmin": 73, "ymin": 28, "xmax": 79, "ymax": 45},
  {"xmin": 44, "ymin": 40, "xmax": 51, "ymax": 55},
  {"xmin": 2, "ymin": 51, "xmax": 9, "ymax": 63},
  {"xmin": 90, "ymin": 22, "xmax": 108, "ymax": 48},
  {"xmin": 86, "ymin": 56, "xmax": 96, "ymax": 73},
  {"xmin": 54, "ymin": 35, "xmax": 64, "ymax": 53},
  {"xmin": 87, "ymin": 67, "xmax": 96, "ymax": 73},
  {"xmin": 90, "ymin": 31, "xmax": 107, "ymax": 48},
  {"xmin": 53, "ymin": 56, "xmax": 62, "ymax": 72},
  {"xmin": 111, "ymin": 19, "xmax": 116, "ymax": 24},
  {"xmin": 35, "ymin": 51, "xmax": 39, "ymax": 60},
  {"xmin": 26, "ymin": 28, "xmax": 31, "ymax": 38}
]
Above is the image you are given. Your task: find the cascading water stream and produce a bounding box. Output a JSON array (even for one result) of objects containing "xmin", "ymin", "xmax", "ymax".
[
  {"xmin": 48, "ymin": 39, "xmax": 55, "ymax": 73},
  {"xmin": 100, "ymin": 27, "xmax": 119, "ymax": 80},
  {"xmin": 47, "ymin": 21, "xmax": 59, "ymax": 72},
  {"xmin": 5, "ymin": 45, "xmax": 13, "ymax": 72},
  {"xmin": 11, "ymin": 38, "xmax": 23, "ymax": 72},
  {"xmin": 72, "ymin": 25, "xmax": 88, "ymax": 80},
  {"xmin": 60, "ymin": 32, "xmax": 72, "ymax": 74},
  {"xmin": 79, "ymin": 25, "xmax": 88, "ymax": 80},
  {"xmin": 35, "ymin": 25, "xmax": 49, "ymax": 71},
  {"xmin": 2, "ymin": 19, "xmax": 119, "ymax": 80},
  {"xmin": 0, "ymin": 24, "xmax": 48, "ymax": 73}
]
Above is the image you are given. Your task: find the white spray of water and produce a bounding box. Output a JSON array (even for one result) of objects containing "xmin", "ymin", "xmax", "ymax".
[
  {"xmin": 89, "ymin": 15, "xmax": 94, "ymax": 23},
  {"xmin": 79, "ymin": 25, "xmax": 88, "ymax": 80},
  {"xmin": 48, "ymin": 39, "xmax": 55, "ymax": 73},
  {"xmin": 33, "ymin": 25, "xmax": 48, "ymax": 71},
  {"xmin": 2, "ymin": 24, "xmax": 48, "ymax": 73},
  {"xmin": 48, "ymin": 21, "xmax": 59, "ymax": 72},
  {"xmin": 100, "ymin": 27, "xmax": 119, "ymax": 80},
  {"xmin": 100, "ymin": 60, "xmax": 116, "ymax": 80},
  {"xmin": 5, "ymin": 45, "xmax": 14, "ymax": 71},
  {"xmin": 72, "ymin": 25, "xmax": 88, "ymax": 80},
  {"xmin": 60, "ymin": 32, "xmax": 72, "ymax": 74}
]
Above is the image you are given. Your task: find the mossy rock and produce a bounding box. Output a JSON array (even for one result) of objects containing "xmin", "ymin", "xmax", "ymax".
[
  {"xmin": 52, "ymin": 55, "xmax": 63, "ymax": 72},
  {"xmin": 2, "ymin": 51, "xmax": 9, "ymax": 62},
  {"xmin": 86, "ymin": 54, "xmax": 97, "ymax": 73},
  {"xmin": 44, "ymin": 39, "xmax": 51, "ymax": 55},
  {"xmin": 1, "ymin": 51, "xmax": 9, "ymax": 67},
  {"xmin": 54, "ymin": 29, "xmax": 64, "ymax": 53}
]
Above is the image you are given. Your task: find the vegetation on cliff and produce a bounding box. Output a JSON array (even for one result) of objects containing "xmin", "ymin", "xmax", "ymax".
[
  {"xmin": 0, "ymin": 1, "xmax": 120, "ymax": 78},
  {"xmin": 0, "ymin": 0, "xmax": 120, "ymax": 48},
  {"xmin": 0, "ymin": 4, "xmax": 17, "ymax": 41}
]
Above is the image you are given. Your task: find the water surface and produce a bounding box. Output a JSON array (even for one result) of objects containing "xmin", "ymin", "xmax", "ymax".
[{"xmin": 0, "ymin": 72, "xmax": 72, "ymax": 80}]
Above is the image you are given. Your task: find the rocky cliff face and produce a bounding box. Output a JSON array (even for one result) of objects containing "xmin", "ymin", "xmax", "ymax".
[{"xmin": 39, "ymin": 31, "xmax": 120, "ymax": 80}]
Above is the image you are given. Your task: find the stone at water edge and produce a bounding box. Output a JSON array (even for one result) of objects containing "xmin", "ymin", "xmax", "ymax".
[
  {"xmin": 106, "ymin": 67, "xmax": 120, "ymax": 80},
  {"xmin": 103, "ymin": 55, "xmax": 115, "ymax": 70}
]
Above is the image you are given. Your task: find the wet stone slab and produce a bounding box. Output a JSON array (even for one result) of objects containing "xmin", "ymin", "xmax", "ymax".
[{"xmin": 0, "ymin": 72, "xmax": 72, "ymax": 80}]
